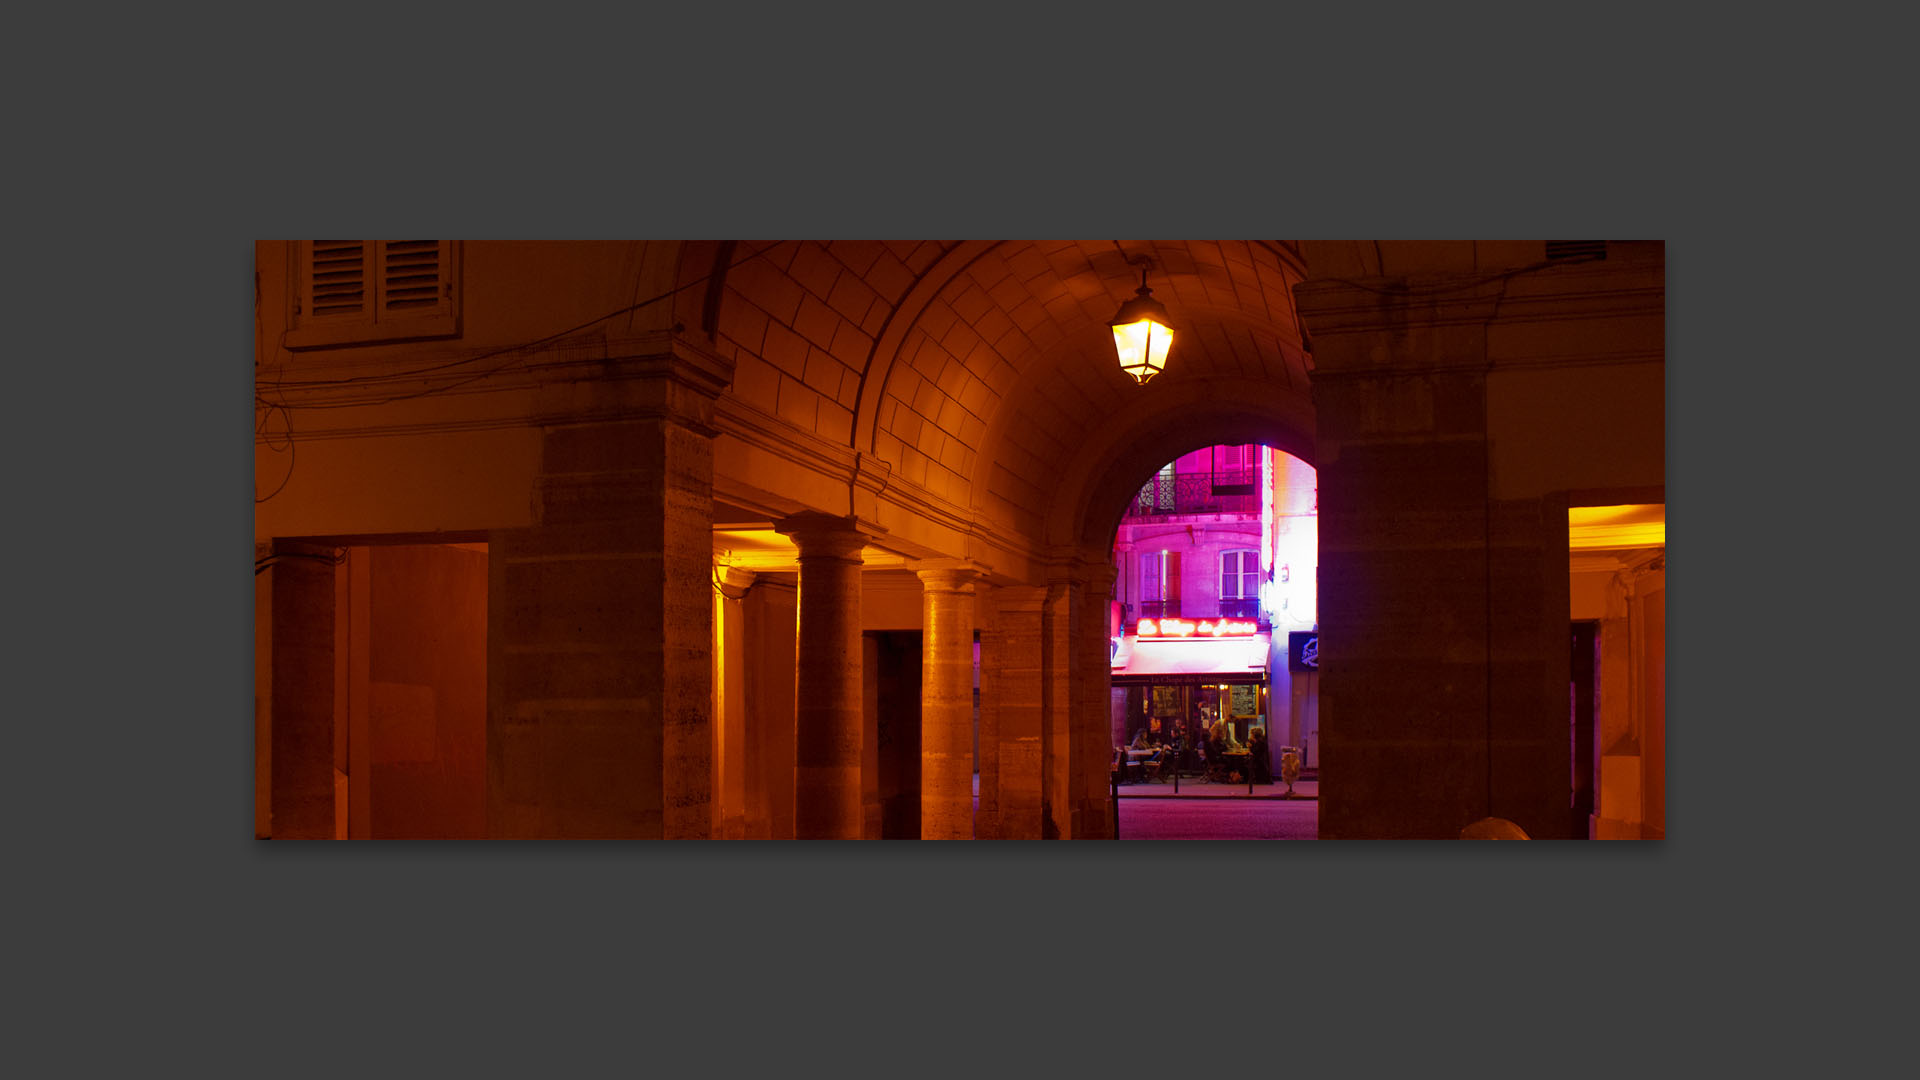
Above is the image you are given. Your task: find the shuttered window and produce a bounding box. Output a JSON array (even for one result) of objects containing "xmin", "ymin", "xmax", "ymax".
[{"xmin": 285, "ymin": 240, "xmax": 461, "ymax": 348}]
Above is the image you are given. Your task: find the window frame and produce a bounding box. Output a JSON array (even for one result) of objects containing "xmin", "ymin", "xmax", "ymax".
[
  {"xmin": 284, "ymin": 240, "xmax": 463, "ymax": 350},
  {"xmin": 1219, "ymin": 549, "xmax": 1260, "ymax": 600}
]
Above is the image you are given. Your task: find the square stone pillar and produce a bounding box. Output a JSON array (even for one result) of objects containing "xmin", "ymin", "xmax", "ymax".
[
  {"xmin": 1299, "ymin": 276, "xmax": 1575, "ymax": 838},
  {"xmin": 487, "ymin": 342, "xmax": 731, "ymax": 838},
  {"xmin": 1037, "ymin": 551, "xmax": 1115, "ymax": 839},
  {"xmin": 980, "ymin": 585, "xmax": 1045, "ymax": 839}
]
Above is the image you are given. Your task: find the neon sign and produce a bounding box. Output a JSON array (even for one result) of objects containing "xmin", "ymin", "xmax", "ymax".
[{"xmin": 1136, "ymin": 618, "xmax": 1258, "ymax": 639}]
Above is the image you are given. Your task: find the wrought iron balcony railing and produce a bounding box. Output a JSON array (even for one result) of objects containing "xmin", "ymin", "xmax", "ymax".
[
  {"xmin": 1216, "ymin": 597, "xmax": 1260, "ymax": 620},
  {"xmin": 1123, "ymin": 470, "xmax": 1260, "ymax": 519}
]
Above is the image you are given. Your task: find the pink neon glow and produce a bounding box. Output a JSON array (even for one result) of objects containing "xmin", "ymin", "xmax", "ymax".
[
  {"xmin": 1261, "ymin": 446, "xmax": 1275, "ymax": 576},
  {"xmin": 1136, "ymin": 618, "xmax": 1257, "ymax": 639}
]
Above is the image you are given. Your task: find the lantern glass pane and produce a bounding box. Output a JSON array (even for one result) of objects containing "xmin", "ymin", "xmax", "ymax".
[{"xmin": 1112, "ymin": 318, "xmax": 1174, "ymax": 384}]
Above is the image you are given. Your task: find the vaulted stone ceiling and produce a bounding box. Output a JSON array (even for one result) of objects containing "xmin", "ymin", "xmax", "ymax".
[{"xmin": 709, "ymin": 240, "xmax": 1316, "ymax": 558}]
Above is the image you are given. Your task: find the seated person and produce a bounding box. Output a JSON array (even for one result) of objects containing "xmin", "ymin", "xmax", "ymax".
[
  {"xmin": 1130, "ymin": 728, "xmax": 1154, "ymax": 750},
  {"xmin": 1248, "ymin": 727, "xmax": 1272, "ymax": 783},
  {"xmin": 1210, "ymin": 720, "xmax": 1241, "ymax": 752}
]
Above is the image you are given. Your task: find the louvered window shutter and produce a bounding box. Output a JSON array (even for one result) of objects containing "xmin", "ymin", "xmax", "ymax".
[
  {"xmin": 287, "ymin": 240, "xmax": 460, "ymax": 349},
  {"xmin": 377, "ymin": 240, "xmax": 452, "ymax": 320},
  {"xmin": 310, "ymin": 241, "xmax": 367, "ymax": 318}
]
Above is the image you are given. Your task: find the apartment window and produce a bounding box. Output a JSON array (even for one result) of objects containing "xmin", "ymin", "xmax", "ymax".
[
  {"xmin": 1219, "ymin": 549, "xmax": 1260, "ymax": 618},
  {"xmin": 1149, "ymin": 463, "xmax": 1176, "ymax": 512},
  {"xmin": 1212, "ymin": 444, "xmax": 1259, "ymax": 492},
  {"xmin": 285, "ymin": 240, "xmax": 462, "ymax": 349}
]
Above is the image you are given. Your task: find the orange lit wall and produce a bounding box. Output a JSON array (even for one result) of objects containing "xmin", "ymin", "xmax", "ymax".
[
  {"xmin": 1486, "ymin": 339, "xmax": 1663, "ymax": 500},
  {"xmin": 366, "ymin": 544, "xmax": 488, "ymax": 838}
]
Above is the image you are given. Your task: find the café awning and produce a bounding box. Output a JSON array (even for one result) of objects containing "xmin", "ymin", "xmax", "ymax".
[{"xmin": 1108, "ymin": 633, "xmax": 1272, "ymax": 685}]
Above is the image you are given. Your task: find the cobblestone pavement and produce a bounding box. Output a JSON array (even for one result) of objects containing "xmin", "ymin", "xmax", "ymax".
[{"xmin": 1115, "ymin": 796, "xmax": 1319, "ymax": 840}]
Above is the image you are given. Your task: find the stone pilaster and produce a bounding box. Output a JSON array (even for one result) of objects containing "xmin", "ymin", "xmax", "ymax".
[
  {"xmin": 913, "ymin": 559, "xmax": 986, "ymax": 839},
  {"xmin": 743, "ymin": 579, "xmax": 798, "ymax": 839},
  {"xmin": 1040, "ymin": 579, "xmax": 1074, "ymax": 839},
  {"xmin": 266, "ymin": 541, "xmax": 339, "ymax": 839},
  {"xmin": 980, "ymin": 585, "xmax": 1046, "ymax": 839},
  {"xmin": 775, "ymin": 511, "xmax": 884, "ymax": 839},
  {"xmin": 1071, "ymin": 557, "xmax": 1117, "ymax": 839}
]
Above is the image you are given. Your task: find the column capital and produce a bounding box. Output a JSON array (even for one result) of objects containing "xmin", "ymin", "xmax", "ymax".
[
  {"xmin": 716, "ymin": 564, "xmax": 758, "ymax": 593},
  {"xmin": 910, "ymin": 558, "xmax": 990, "ymax": 593},
  {"xmin": 775, "ymin": 511, "xmax": 886, "ymax": 561}
]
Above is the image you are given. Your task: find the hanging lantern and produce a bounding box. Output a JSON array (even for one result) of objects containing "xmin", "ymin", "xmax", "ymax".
[{"xmin": 1109, "ymin": 265, "xmax": 1173, "ymax": 385}]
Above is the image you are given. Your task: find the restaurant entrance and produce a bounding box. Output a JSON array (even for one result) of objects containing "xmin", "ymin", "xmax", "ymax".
[
  {"xmin": 1125, "ymin": 680, "xmax": 1268, "ymax": 750},
  {"xmin": 1116, "ymin": 675, "xmax": 1272, "ymax": 786},
  {"xmin": 1110, "ymin": 614, "xmax": 1276, "ymax": 781}
]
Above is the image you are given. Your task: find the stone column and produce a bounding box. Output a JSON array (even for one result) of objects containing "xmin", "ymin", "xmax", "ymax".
[
  {"xmin": 487, "ymin": 341, "xmax": 731, "ymax": 838},
  {"xmin": 775, "ymin": 511, "xmax": 882, "ymax": 839},
  {"xmin": 713, "ymin": 565, "xmax": 755, "ymax": 839},
  {"xmin": 913, "ymin": 560, "xmax": 986, "ymax": 839}
]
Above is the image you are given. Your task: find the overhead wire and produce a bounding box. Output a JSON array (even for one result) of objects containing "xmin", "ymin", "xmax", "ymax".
[
  {"xmin": 255, "ymin": 405, "xmax": 296, "ymax": 503},
  {"xmin": 254, "ymin": 548, "xmax": 344, "ymax": 575},
  {"xmin": 252, "ymin": 240, "xmax": 783, "ymax": 500},
  {"xmin": 1321, "ymin": 251, "xmax": 1606, "ymax": 299}
]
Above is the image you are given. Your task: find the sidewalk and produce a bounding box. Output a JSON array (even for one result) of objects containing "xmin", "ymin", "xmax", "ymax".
[{"xmin": 1114, "ymin": 775, "xmax": 1318, "ymax": 800}]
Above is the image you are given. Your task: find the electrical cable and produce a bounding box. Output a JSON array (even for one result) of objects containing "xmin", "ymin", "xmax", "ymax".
[
  {"xmin": 258, "ymin": 398, "xmax": 292, "ymax": 451},
  {"xmin": 252, "ymin": 241, "xmax": 783, "ymax": 501},
  {"xmin": 1320, "ymin": 252, "xmax": 1605, "ymax": 299},
  {"xmin": 255, "ymin": 405, "xmax": 296, "ymax": 503},
  {"xmin": 254, "ymin": 549, "xmax": 344, "ymax": 575}
]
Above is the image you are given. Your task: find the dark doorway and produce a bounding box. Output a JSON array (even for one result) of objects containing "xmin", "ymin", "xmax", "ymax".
[
  {"xmin": 866, "ymin": 630, "xmax": 923, "ymax": 839},
  {"xmin": 1571, "ymin": 620, "xmax": 1599, "ymax": 839}
]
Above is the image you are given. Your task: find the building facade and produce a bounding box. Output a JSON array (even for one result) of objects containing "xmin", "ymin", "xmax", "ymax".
[
  {"xmin": 1108, "ymin": 443, "xmax": 1321, "ymax": 767},
  {"xmin": 254, "ymin": 240, "xmax": 1665, "ymax": 840}
]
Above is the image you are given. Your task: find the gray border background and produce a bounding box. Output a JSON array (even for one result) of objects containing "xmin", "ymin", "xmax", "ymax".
[{"xmin": 18, "ymin": 4, "xmax": 1840, "ymax": 1074}]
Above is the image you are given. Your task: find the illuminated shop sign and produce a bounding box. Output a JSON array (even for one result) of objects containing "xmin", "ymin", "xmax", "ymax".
[
  {"xmin": 1287, "ymin": 631, "xmax": 1318, "ymax": 672},
  {"xmin": 1137, "ymin": 618, "xmax": 1258, "ymax": 639}
]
